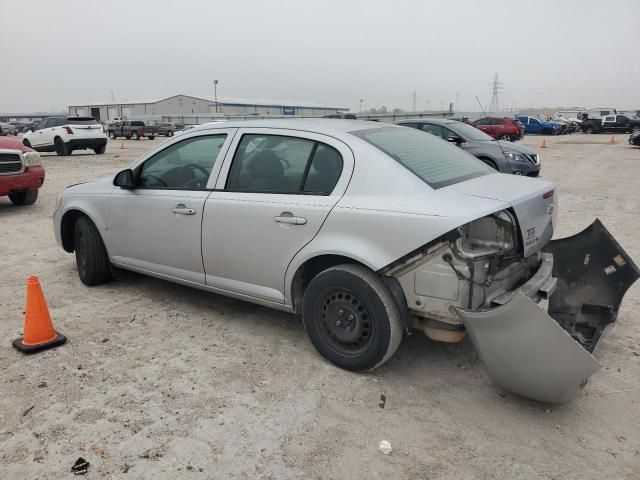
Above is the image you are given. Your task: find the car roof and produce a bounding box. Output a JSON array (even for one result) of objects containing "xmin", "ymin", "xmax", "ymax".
[
  {"xmin": 192, "ymin": 118, "xmax": 397, "ymax": 136},
  {"xmin": 396, "ymin": 118, "xmax": 458, "ymax": 125}
]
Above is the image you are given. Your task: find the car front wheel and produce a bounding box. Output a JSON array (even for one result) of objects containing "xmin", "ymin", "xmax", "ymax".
[
  {"xmin": 9, "ymin": 189, "xmax": 38, "ymax": 206},
  {"xmin": 302, "ymin": 264, "xmax": 403, "ymax": 371},
  {"xmin": 74, "ymin": 216, "xmax": 113, "ymax": 286}
]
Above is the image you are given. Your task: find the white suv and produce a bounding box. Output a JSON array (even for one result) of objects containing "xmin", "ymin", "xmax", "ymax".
[{"xmin": 23, "ymin": 116, "xmax": 107, "ymax": 156}]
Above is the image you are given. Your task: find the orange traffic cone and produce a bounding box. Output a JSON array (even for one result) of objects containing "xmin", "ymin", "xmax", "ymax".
[
  {"xmin": 609, "ymin": 135, "xmax": 615, "ymax": 144},
  {"xmin": 13, "ymin": 276, "xmax": 66, "ymax": 353},
  {"xmin": 120, "ymin": 141, "xmax": 124, "ymax": 150},
  {"xmin": 539, "ymin": 138, "xmax": 547, "ymax": 148}
]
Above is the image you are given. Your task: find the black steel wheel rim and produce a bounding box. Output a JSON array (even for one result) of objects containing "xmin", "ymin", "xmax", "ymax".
[{"xmin": 314, "ymin": 287, "xmax": 375, "ymax": 357}]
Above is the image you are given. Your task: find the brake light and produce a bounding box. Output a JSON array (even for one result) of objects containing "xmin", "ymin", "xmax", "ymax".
[
  {"xmin": 543, "ymin": 190, "xmax": 554, "ymax": 199},
  {"xmin": 64, "ymin": 126, "xmax": 74, "ymax": 134}
]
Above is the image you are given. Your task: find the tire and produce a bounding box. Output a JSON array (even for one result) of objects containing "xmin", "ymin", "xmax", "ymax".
[
  {"xmin": 131, "ymin": 131, "xmax": 139, "ymax": 140},
  {"xmin": 584, "ymin": 127, "xmax": 594, "ymax": 134},
  {"xmin": 632, "ymin": 126, "xmax": 640, "ymax": 133},
  {"xmin": 148, "ymin": 135, "xmax": 155, "ymax": 140},
  {"xmin": 94, "ymin": 144, "xmax": 106, "ymax": 154},
  {"xmin": 125, "ymin": 135, "xmax": 131, "ymax": 140},
  {"xmin": 54, "ymin": 137, "xmax": 69, "ymax": 156},
  {"xmin": 8, "ymin": 189, "xmax": 38, "ymax": 206},
  {"xmin": 167, "ymin": 130, "xmax": 174, "ymax": 137},
  {"xmin": 108, "ymin": 131, "xmax": 116, "ymax": 139},
  {"xmin": 302, "ymin": 264, "xmax": 403, "ymax": 371},
  {"xmin": 499, "ymin": 134, "xmax": 511, "ymax": 142},
  {"xmin": 74, "ymin": 216, "xmax": 112, "ymax": 286}
]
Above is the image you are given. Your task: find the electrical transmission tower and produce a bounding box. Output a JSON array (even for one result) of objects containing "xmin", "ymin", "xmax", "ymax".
[{"xmin": 489, "ymin": 73, "xmax": 502, "ymax": 112}]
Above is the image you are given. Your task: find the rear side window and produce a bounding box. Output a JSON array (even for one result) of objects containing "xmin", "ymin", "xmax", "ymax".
[
  {"xmin": 67, "ymin": 117, "xmax": 98, "ymax": 125},
  {"xmin": 529, "ymin": 118, "xmax": 540, "ymax": 125},
  {"xmin": 225, "ymin": 134, "xmax": 343, "ymax": 195},
  {"xmin": 473, "ymin": 118, "xmax": 488, "ymax": 126},
  {"xmin": 490, "ymin": 118, "xmax": 505, "ymax": 125},
  {"xmin": 351, "ymin": 127, "xmax": 491, "ymax": 189},
  {"xmin": 131, "ymin": 121, "xmax": 145, "ymax": 126}
]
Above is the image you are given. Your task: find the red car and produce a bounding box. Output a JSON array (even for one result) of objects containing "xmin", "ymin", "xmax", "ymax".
[
  {"xmin": 471, "ymin": 117, "xmax": 525, "ymax": 141},
  {"xmin": 0, "ymin": 136, "xmax": 45, "ymax": 206}
]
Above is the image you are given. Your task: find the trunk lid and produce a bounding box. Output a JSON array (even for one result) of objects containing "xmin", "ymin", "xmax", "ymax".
[{"xmin": 444, "ymin": 174, "xmax": 555, "ymax": 257}]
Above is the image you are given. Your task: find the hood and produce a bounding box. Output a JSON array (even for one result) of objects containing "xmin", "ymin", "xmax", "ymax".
[
  {"xmin": 65, "ymin": 175, "xmax": 115, "ymax": 195},
  {"xmin": 478, "ymin": 140, "xmax": 536, "ymax": 155},
  {"xmin": 443, "ymin": 173, "xmax": 556, "ymax": 257}
]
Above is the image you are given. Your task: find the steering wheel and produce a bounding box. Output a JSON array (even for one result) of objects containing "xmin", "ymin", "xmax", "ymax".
[
  {"xmin": 142, "ymin": 174, "xmax": 167, "ymax": 187},
  {"xmin": 185, "ymin": 163, "xmax": 210, "ymax": 177},
  {"xmin": 278, "ymin": 158, "xmax": 290, "ymax": 169}
]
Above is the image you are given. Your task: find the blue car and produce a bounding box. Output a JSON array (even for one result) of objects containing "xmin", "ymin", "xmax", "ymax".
[{"xmin": 516, "ymin": 115, "xmax": 562, "ymax": 135}]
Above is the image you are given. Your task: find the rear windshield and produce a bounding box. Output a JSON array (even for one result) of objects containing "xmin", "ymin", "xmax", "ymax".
[
  {"xmin": 351, "ymin": 127, "xmax": 492, "ymax": 189},
  {"xmin": 66, "ymin": 117, "xmax": 98, "ymax": 125}
]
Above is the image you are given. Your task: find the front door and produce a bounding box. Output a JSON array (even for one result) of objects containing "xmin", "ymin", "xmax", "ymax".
[
  {"xmin": 202, "ymin": 129, "xmax": 353, "ymax": 303},
  {"xmin": 107, "ymin": 132, "xmax": 234, "ymax": 284}
]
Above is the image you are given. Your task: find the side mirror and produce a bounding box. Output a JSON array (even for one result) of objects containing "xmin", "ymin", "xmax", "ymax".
[
  {"xmin": 114, "ymin": 169, "xmax": 135, "ymax": 189},
  {"xmin": 447, "ymin": 136, "xmax": 463, "ymax": 144}
]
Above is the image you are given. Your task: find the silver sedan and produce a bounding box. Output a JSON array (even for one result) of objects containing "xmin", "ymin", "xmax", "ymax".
[{"xmin": 53, "ymin": 119, "xmax": 638, "ymax": 403}]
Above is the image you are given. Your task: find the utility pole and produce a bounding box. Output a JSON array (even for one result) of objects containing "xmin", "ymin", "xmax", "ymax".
[
  {"xmin": 359, "ymin": 98, "xmax": 364, "ymax": 114},
  {"xmin": 411, "ymin": 91, "xmax": 416, "ymax": 112},
  {"xmin": 489, "ymin": 73, "xmax": 502, "ymax": 112},
  {"xmin": 213, "ymin": 80, "xmax": 219, "ymax": 113}
]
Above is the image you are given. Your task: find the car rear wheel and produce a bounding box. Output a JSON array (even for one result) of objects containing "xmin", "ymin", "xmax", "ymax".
[
  {"xmin": 108, "ymin": 131, "xmax": 116, "ymax": 139},
  {"xmin": 500, "ymin": 134, "xmax": 512, "ymax": 142},
  {"xmin": 584, "ymin": 127, "xmax": 594, "ymax": 134},
  {"xmin": 9, "ymin": 189, "xmax": 38, "ymax": 206},
  {"xmin": 131, "ymin": 131, "xmax": 139, "ymax": 140},
  {"xmin": 632, "ymin": 126, "xmax": 640, "ymax": 133},
  {"xmin": 94, "ymin": 145, "xmax": 106, "ymax": 154},
  {"xmin": 55, "ymin": 138, "xmax": 69, "ymax": 156},
  {"xmin": 302, "ymin": 264, "xmax": 403, "ymax": 371},
  {"xmin": 74, "ymin": 216, "xmax": 112, "ymax": 286},
  {"xmin": 167, "ymin": 130, "xmax": 174, "ymax": 137}
]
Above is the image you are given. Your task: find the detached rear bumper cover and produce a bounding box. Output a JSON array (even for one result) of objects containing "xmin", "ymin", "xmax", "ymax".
[{"xmin": 458, "ymin": 219, "xmax": 639, "ymax": 403}]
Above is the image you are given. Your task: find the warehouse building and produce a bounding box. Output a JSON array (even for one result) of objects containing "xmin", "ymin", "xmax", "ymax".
[{"xmin": 68, "ymin": 94, "xmax": 349, "ymax": 122}]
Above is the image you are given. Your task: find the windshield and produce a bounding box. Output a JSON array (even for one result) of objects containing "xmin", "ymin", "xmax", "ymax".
[
  {"xmin": 447, "ymin": 121, "xmax": 495, "ymax": 141},
  {"xmin": 352, "ymin": 127, "xmax": 492, "ymax": 189}
]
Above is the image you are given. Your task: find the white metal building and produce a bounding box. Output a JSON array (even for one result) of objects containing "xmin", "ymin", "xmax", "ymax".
[{"xmin": 68, "ymin": 94, "xmax": 349, "ymax": 123}]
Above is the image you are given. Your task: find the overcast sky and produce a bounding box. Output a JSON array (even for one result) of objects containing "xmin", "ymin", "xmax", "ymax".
[{"xmin": 1, "ymin": 0, "xmax": 638, "ymax": 113}]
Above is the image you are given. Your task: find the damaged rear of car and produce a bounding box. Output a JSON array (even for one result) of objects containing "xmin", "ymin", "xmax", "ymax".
[{"xmin": 347, "ymin": 126, "xmax": 639, "ymax": 403}]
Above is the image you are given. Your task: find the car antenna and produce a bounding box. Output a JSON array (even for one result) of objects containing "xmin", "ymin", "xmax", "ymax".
[{"xmin": 475, "ymin": 95, "xmax": 508, "ymax": 160}]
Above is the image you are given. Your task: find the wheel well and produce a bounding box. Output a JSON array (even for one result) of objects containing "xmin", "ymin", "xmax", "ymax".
[
  {"xmin": 290, "ymin": 255, "xmax": 365, "ymax": 314},
  {"xmin": 477, "ymin": 156, "xmax": 497, "ymax": 169},
  {"xmin": 60, "ymin": 210, "xmax": 87, "ymax": 252}
]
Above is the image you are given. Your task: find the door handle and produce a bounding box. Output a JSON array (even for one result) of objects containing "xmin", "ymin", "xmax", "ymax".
[
  {"xmin": 274, "ymin": 212, "xmax": 307, "ymax": 225},
  {"xmin": 171, "ymin": 204, "xmax": 196, "ymax": 215}
]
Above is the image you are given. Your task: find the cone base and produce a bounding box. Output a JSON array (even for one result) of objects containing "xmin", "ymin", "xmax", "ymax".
[{"xmin": 12, "ymin": 331, "xmax": 67, "ymax": 354}]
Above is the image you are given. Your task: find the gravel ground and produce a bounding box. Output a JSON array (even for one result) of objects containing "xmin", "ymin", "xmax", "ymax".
[{"xmin": 1, "ymin": 132, "xmax": 639, "ymax": 479}]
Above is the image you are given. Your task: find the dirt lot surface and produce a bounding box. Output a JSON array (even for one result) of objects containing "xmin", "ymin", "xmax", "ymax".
[{"xmin": 1, "ymin": 132, "xmax": 639, "ymax": 479}]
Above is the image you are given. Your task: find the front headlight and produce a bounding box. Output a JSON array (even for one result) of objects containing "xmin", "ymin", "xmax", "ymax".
[
  {"xmin": 505, "ymin": 151, "xmax": 528, "ymax": 162},
  {"xmin": 23, "ymin": 151, "xmax": 41, "ymax": 167}
]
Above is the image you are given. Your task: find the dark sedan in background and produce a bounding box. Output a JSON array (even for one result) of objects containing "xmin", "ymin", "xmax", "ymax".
[{"xmin": 397, "ymin": 118, "xmax": 541, "ymax": 176}]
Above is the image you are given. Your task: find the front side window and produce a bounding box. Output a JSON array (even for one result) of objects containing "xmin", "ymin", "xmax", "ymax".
[
  {"xmin": 351, "ymin": 127, "xmax": 492, "ymax": 189},
  {"xmin": 225, "ymin": 134, "xmax": 343, "ymax": 195},
  {"xmin": 473, "ymin": 118, "xmax": 488, "ymax": 126},
  {"xmin": 529, "ymin": 118, "xmax": 540, "ymax": 125},
  {"xmin": 138, "ymin": 135, "xmax": 226, "ymax": 190}
]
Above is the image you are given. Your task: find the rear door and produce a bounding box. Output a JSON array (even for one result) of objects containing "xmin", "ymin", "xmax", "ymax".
[{"xmin": 202, "ymin": 128, "xmax": 354, "ymax": 303}]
